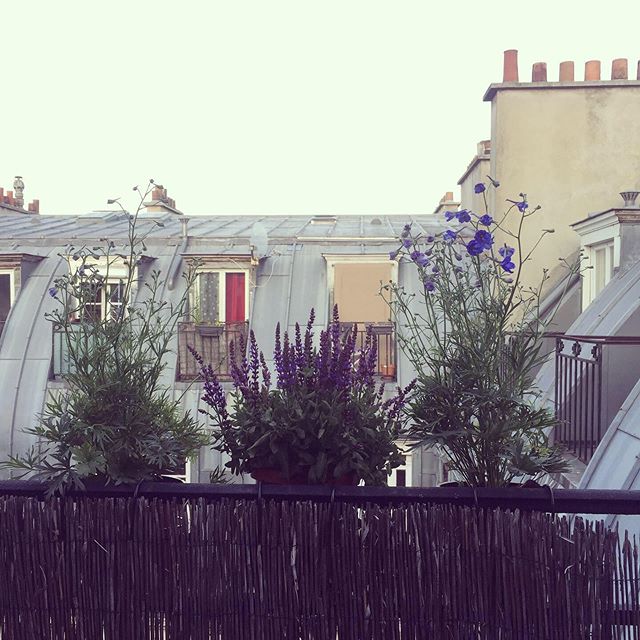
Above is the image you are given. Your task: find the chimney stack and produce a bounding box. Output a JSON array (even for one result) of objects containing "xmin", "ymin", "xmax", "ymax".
[
  {"xmin": 503, "ymin": 49, "xmax": 519, "ymax": 82},
  {"xmin": 12, "ymin": 176, "xmax": 24, "ymax": 209}
]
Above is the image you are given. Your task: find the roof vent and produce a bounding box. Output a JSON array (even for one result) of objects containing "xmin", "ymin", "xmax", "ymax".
[
  {"xmin": 370, "ymin": 217, "xmax": 382, "ymax": 225},
  {"xmin": 310, "ymin": 215, "xmax": 337, "ymax": 225}
]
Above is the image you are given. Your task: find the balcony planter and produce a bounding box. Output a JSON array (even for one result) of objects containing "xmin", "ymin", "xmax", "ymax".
[
  {"xmin": 196, "ymin": 324, "xmax": 224, "ymax": 337},
  {"xmin": 250, "ymin": 467, "xmax": 359, "ymax": 486}
]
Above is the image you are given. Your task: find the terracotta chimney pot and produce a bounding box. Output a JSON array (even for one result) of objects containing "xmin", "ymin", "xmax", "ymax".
[
  {"xmin": 559, "ymin": 61, "xmax": 574, "ymax": 81},
  {"xmin": 585, "ymin": 60, "xmax": 601, "ymax": 81},
  {"xmin": 532, "ymin": 62, "xmax": 547, "ymax": 82},
  {"xmin": 612, "ymin": 58, "xmax": 628, "ymax": 79},
  {"xmin": 503, "ymin": 49, "xmax": 519, "ymax": 82}
]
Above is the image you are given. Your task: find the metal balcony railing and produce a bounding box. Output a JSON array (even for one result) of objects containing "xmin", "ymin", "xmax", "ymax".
[
  {"xmin": 554, "ymin": 334, "xmax": 640, "ymax": 464},
  {"xmin": 339, "ymin": 321, "xmax": 396, "ymax": 380},
  {"xmin": 177, "ymin": 321, "xmax": 249, "ymax": 381}
]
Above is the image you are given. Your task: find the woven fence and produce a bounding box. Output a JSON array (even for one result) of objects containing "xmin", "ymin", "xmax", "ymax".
[{"xmin": 0, "ymin": 492, "xmax": 638, "ymax": 639}]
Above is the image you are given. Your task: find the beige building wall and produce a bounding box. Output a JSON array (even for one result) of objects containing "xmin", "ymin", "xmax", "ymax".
[
  {"xmin": 484, "ymin": 52, "xmax": 640, "ymax": 291},
  {"xmin": 458, "ymin": 140, "xmax": 491, "ymax": 214}
]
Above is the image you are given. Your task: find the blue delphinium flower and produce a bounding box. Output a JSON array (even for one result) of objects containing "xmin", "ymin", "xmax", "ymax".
[
  {"xmin": 423, "ymin": 279, "xmax": 436, "ymax": 292},
  {"xmin": 48, "ymin": 287, "xmax": 57, "ymax": 298},
  {"xmin": 401, "ymin": 223, "xmax": 412, "ymax": 238},
  {"xmin": 425, "ymin": 235, "xmax": 435, "ymax": 243},
  {"xmin": 444, "ymin": 211, "xmax": 457, "ymax": 222},
  {"xmin": 466, "ymin": 240, "xmax": 483, "ymax": 256},
  {"xmin": 416, "ymin": 254, "xmax": 430, "ymax": 267},
  {"xmin": 508, "ymin": 196, "xmax": 528, "ymax": 213},
  {"xmin": 474, "ymin": 229, "xmax": 494, "ymax": 250},
  {"xmin": 474, "ymin": 183, "xmax": 486, "ymax": 194},
  {"xmin": 478, "ymin": 214, "xmax": 493, "ymax": 226},
  {"xmin": 498, "ymin": 245, "xmax": 515, "ymax": 259},
  {"xmin": 442, "ymin": 230, "xmax": 457, "ymax": 243},
  {"xmin": 389, "ymin": 249, "xmax": 399, "ymax": 260},
  {"xmin": 500, "ymin": 258, "xmax": 516, "ymax": 273},
  {"xmin": 456, "ymin": 209, "xmax": 471, "ymax": 223},
  {"xmin": 402, "ymin": 238, "xmax": 412, "ymax": 248}
]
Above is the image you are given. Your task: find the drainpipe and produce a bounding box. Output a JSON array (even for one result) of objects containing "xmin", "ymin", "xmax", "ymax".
[
  {"xmin": 167, "ymin": 217, "xmax": 190, "ymax": 291},
  {"xmin": 283, "ymin": 241, "xmax": 298, "ymax": 329}
]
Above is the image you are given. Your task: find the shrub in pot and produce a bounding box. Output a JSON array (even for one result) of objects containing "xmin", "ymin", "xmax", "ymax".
[
  {"xmin": 192, "ymin": 307, "xmax": 414, "ymax": 485},
  {"xmin": 3, "ymin": 181, "xmax": 209, "ymax": 494},
  {"xmin": 383, "ymin": 181, "xmax": 579, "ymax": 487}
]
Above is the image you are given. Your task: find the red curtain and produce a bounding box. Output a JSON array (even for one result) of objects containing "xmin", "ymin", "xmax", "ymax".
[{"xmin": 225, "ymin": 273, "xmax": 245, "ymax": 323}]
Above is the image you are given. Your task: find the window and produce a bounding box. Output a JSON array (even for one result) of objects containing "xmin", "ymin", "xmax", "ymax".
[
  {"xmin": 593, "ymin": 242, "xmax": 614, "ymax": 298},
  {"xmin": 389, "ymin": 452, "xmax": 413, "ymax": 487},
  {"xmin": 80, "ymin": 280, "xmax": 125, "ymax": 322},
  {"xmin": 0, "ymin": 270, "xmax": 15, "ymax": 336},
  {"xmin": 325, "ymin": 256, "xmax": 398, "ymax": 379},
  {"xmin": 190, "ymin": 271, "xmax": 248, "ymax": 323}
]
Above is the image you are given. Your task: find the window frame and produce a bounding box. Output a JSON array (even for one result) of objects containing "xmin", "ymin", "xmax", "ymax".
[
  {"xmin": 0, "ymin": 268, "xmax": 16, "ymax": 312},
  {"xmin": 323, "ymin": 254, "xmax": 398, "ymax": 321},
  {"xmin": 190, "ymin": 268, "xmax": 250, "ymax": 324}
]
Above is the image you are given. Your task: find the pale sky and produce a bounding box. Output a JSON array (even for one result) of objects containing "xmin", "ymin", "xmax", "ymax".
[{"xmin": 3, "ymin": 0, "xmax": 640, "ymax": 216}]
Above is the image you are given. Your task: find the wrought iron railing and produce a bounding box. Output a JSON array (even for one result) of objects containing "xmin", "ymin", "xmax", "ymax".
[
  {"xmin": 177, "ymin": 321, "xmax": 249, "ymax": 381},
  {"xmin": 554, "ymin": 335, "xmax": 640, "ymax": 464},
  {"xmin": 340, "ymin": 321, "xmax": 396, "ymax": 379}
]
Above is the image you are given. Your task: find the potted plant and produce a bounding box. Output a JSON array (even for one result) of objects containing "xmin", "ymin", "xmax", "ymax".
[
  {"xmin": 191, "ymin": 307, "xmax": 414, "ymax": 485},
  {"xmin": 3, "ymin": 180, "xmax": 209, "ymax": 494},
  {"xmin": 383, "ymin": 180, "xmax": 578, "ymax": 487}
]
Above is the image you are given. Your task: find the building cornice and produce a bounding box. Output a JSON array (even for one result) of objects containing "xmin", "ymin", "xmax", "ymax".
[{"xmin": 483, "ymin": 80, "xmax": 640, "ymax": 102}]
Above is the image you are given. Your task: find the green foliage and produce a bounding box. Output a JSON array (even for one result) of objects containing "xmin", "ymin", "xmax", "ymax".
[{"xmin": 3, "ymin": 181, "xmax": 209, "ymax": 493}]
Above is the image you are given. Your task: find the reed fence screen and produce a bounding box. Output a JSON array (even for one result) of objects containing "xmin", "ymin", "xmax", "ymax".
[{"xmin": 0, "ymin": 491, "xmax": 639, "ymax": 639}]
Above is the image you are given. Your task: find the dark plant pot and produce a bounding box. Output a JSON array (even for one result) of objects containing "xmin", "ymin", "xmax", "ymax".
[
  {"xmin": 250, "ymin": 467, "xmax": 359, "ymax": 486},
  {"xmin": 79, "ymin": 474, "xmax": 185, "ymax": 488},
  {"xmin": 196, "ymin": 324, "xmax": 224, "ymax": 337},
  {"xmin": 439, "ymin": 479, "xmax": 543, "ymax": 488}
]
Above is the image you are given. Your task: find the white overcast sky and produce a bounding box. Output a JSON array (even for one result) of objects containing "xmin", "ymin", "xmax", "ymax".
[{"xmin": 3, "ymin": 0, "xmax": 640, "ymax": 216}]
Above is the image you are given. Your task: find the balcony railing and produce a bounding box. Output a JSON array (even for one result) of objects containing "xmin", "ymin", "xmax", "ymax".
[
  {"xmin": 177, "ymin": 321, "xmax": 249, "ymax": 381},
  {"xmin": 554, "ymin": 334, "xmax": 640, "ymax": 464},
  {"xmin": 340, "ymin": 321, "xmax": 396, "ymax": 380}
]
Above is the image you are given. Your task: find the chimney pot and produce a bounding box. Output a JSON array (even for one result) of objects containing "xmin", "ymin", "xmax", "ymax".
[
  {"xmin": 585, "ymin": 60, "xmax": 601, "ymax": 81},
  {"xmin": 532, "ymin": 62, "xmax": 547, "ymax": 82},
  {"xmin": 503, "ymin": 49, "xmax": 519, "ymax": 82},
  {"xmin": 559, "ymin": 61, "xmax": 574, "ymax": 81},
  {"xmin": 612, "ymin": 58, "xmax": 628, "ymax": 79},
  {"xmin": 32, "ymin": 199, "xmax": 39, "ymax": 213},
  {"xmin": 620, "ymin": 191, "xmax": 640, "ymax": 208}
]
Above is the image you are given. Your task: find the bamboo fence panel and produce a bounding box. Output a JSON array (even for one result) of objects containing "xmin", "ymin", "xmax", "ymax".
[{"xmin": 0, "ymin": 494, "xmax": 637, "ymax": 639}]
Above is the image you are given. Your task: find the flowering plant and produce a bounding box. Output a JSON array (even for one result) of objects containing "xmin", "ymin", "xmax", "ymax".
[
  {"xmin": 3, "ymin": 181, "xmax": 209, "ymax": 493},
  {"xmin": 384, "ymin": 180, "xmax": 572, "ymax": 487},
  {"xmin": 193, "ymin": 307, "xmax": 414, "ymax": 485}
]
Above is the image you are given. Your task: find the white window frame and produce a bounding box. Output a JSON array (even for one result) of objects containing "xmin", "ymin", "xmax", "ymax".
[
  {"xmin": 572, "ymin": 210, "xmax": 620, "ymax": 310},
  {"xmin": 323, "ymin": 254, "xmax": 399, "ymax": 320},
  {"xmin": 64, "ymin": 256, "xmax": 133, "ymax": 323},
  {"xmin": 191, "ymin": 269, "xmax": 250, "ymax": 323},
  {"xmin": 388, "ymin": 442, "xmax": 413, "ymax": 487},
  {"xmin": 0, "ymin": 269, "xmax": 16, "ymax": 309}
]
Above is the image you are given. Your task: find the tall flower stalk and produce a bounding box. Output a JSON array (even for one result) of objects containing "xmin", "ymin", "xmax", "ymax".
[{"xmin": 384, "ymin": 181, "xmax": 576, "ymax": 486}]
